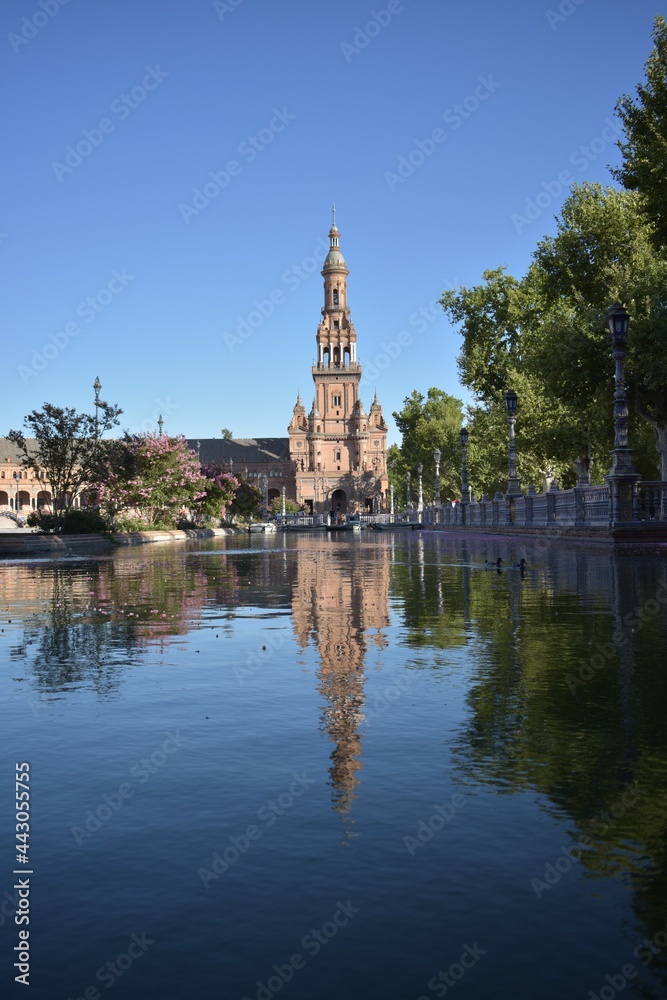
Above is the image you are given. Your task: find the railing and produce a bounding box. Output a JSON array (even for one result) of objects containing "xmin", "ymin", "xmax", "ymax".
[
  {"xmin": 582, "ymin": 485, "xmax": 609, "ymax": 524},
  {"xmin": 638, "ymin": 482, "xmax": 667, "ymax": 521},
  {"xmin": 289, "ymin": 480, "xmax": 666, "ymax": 533},
  {"xmin": 415, "ymin": 480, "xmax": 666, "ymax": 530}
]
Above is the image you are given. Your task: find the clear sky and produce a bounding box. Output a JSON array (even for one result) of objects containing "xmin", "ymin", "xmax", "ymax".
[{"xmin": 1, "ymin": 0, "xmax": 661, "ymax": 445}]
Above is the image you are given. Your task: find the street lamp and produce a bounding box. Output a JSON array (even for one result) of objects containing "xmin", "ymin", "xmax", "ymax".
[
  {"xmin": 390, "ymin": 483, "xmax": 395, "ymax": 518},
  {"xmin": 460, "ymin": 428, "xmax": 469, "ymax": 506},
  {"xmin": 13, "ymin": 471, "xmax": 20, "ymax": 519},
  {"xmin": 406, "ymin": 470, "xmax": 411, "ymax": 513},
  {"xmin": 417, "ymin": 463, "xmax": 423, "ymax": 514},
  {"xmin": 93, "ymin": 376, "xmax": 102, "ymax": 443},
  {"xmin": 504, "ymin": 391, "xmax": 521, "ymax": 495},
  {"xmin": 196, "ymin": 440, "xmax": 201, "ymax": 462},
  {"xmin": 261, "ymin": 474, "xmax": 268, "ymax": 517},
  {"xmin": 605, "ymin": 303, "xmax": 639, "ymax": 522},
  {"xmin": 281, "ymin": 485, "xmax": 286, "ymax": 517},
  {"xmin": 433, "ymin": 448, "xmax": 441, "ymax": 506},
  {"xmin": 157, "ymin": 414, "xmax": 164, "ymax": 436}
]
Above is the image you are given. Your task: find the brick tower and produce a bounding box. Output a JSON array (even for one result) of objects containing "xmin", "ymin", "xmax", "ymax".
[{"xmin": 289, "ymin": 210, "xmax": 388, "ymax": 514}]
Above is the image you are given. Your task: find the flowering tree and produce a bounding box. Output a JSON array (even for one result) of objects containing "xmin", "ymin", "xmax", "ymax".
[{"xmin": 96, "ymin": 433, "xmax": 208, "ymax": 529}]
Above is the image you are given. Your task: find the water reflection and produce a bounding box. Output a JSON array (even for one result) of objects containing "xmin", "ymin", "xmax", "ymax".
[
  {"xmin": 3, "ymin": 533, "xmax": 667, "ymax": 991},
  {"xmin": 292, "ymin": 538, "xmax": 390, "ymax": 819},
  {"xmin": 5, "ymin": 552, "xmax": 241, "ymax": 697}
]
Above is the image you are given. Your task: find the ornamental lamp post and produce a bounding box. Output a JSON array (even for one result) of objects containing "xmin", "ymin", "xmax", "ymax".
[
  {"xmin": 13, "ymin": 471, "xmax": 20, "ymax": 519},
  {"xmin": 504, "ymin": 390, "xmax": 521, "ymax": 495},
  {"xmin": 417, "ymin": 463, "xmax": 423, "ymax": 515},
  {"xmin": 460, "ymin": 427, "xmax": 470, "ymax": 511},
  {"xmin": 390, "ymin": 483, "xmax": 395, "ymax": 518},
  {"xmin": 433, "ymin": 449, "xmax": 441, "ymax": 506},
  {"xmin": 261, "ymin": 474, "xmax": 268, "ymax": 518},
  {"xmin": 406, "ymin": 470, "xmax": 411, "ymax": 514},
  {"xmin": 93, "ymin": 376, "xmax": 102, "ymax": 443},
  {"xmin": 281, "ymin": 485, "xmax": 286, "ymax": 517},
  {"xmin": 157, "ymin": 414, "xmax": 164, "ymax": 436},
  {"xmin": 604, "ymin": 303, "xmax": 639, "ymax": 523}
]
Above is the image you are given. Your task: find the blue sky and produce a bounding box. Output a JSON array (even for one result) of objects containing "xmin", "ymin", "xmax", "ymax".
[{"xmin": 1, "ymin": 0, "xmax": 661, "ymax": 445}]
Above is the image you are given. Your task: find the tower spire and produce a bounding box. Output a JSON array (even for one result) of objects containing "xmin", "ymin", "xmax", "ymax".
[{"xmin": 332, "ymin": 200, "xmax": 336, "ymax": 227}]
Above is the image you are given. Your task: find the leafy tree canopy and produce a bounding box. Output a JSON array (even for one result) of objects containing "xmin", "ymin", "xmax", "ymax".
[
  {"xmin": 8, "ymin": 401, "xmax": 122, "ymax": 530},
  {"xmin": 613, "ymin": 15, "xmax": 667, "ymax": 248},
  {"xmin": 390, "ymin": 388, "xmax": 464, "ymax": 502}
]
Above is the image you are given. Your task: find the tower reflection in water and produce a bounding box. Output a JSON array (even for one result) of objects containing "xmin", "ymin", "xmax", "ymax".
[{"xmin": 291, "ymin": 538, "xmax": 390, "ymax": 821}]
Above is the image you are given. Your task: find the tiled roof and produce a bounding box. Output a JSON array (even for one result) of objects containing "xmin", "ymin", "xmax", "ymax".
[
  {"xmin": 0, "ymin": 437, "xmax": 40, "ymax": 462},
  {"xmin": 187, "ymin": 438, "xmax": 291, "ymax": 465}
]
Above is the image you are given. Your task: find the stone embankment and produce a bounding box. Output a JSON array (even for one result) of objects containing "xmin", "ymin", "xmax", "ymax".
[{"xmin": 0, "ymin": 527, "xmax": 240, "ymax": 557}]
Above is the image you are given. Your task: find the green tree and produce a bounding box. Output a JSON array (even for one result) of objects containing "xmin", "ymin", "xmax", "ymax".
[
  {"xmin": 441, "ymin": 185, "xmax": 665, "ymax": 488},
  {"xmin": 269, "ymin": 495, "xmax": 300, "ymax": 516},
  {"xmin": 532, "ymin": 183, "xmax": 667, "ymax": 478},
  {"xmin": 227, "ymin": 479, "xmax": 262, "ymax": 523},
  {"xmin": 8, "ymin": 401, "xmax": 122, "ymax": 531},
  {"xmin": 441, "ymin": 269, "xmax": 600, "ymax": 492},
  {"xmin": 391, "ymin": 389, "xmax": 464, "ymax": 503},
  {"xmin": 612, "ymin": 15, "xmax": 667, "ymax": 248}
]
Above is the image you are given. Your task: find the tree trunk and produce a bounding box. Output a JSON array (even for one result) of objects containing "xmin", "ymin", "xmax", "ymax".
[
  {"xmin": 636, "ymin": 404, "xmax": 667, "ymax": 480},
  {"xmin": 656, "ymin": 423, "xmax": 667, "ymax": 481}
]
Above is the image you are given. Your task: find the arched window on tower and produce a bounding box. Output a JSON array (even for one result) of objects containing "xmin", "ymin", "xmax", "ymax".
[{"xmin": 333, "ymin": 289, "xmax": 339, "ymax": 306}]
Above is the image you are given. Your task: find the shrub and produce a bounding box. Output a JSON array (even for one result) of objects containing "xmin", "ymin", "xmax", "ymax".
[{"xmin": 61, "ymin": 508, "xmax": 109, "ymax": 534}]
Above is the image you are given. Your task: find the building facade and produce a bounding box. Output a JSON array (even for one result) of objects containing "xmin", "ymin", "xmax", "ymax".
[
  {"xmin": 287, "ymin": 214, "xmax": 388, "ymax": 513},
  {"xmin": 192, "ymin": 214, "xmax": 389, "ymax": 514}
]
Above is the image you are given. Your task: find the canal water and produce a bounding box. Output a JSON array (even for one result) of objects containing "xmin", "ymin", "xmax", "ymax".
[{"xmin": 1, "ymin": 532, "xmax": 666, "ymax": 1000}]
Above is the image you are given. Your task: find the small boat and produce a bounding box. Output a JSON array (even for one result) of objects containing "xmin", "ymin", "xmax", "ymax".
[
  {"xmin": 282, "ymin": 523, "xmax": 327, "ymax": 532},
  {"xmin": 248, "ymin": 522, "xmax": 277, "ymax": 534},
  {"xmin": 369, "ymin": 521, "xmax": 423, "ymax": 531},
  {"xmin": 327, "ymin": 522, "xmax": 361, "ymax": 533}
]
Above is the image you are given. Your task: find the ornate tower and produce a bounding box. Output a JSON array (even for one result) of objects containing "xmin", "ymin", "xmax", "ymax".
[{"xmin": 288, "ymin": 211, "xmax": 388, "ymax": 514}]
